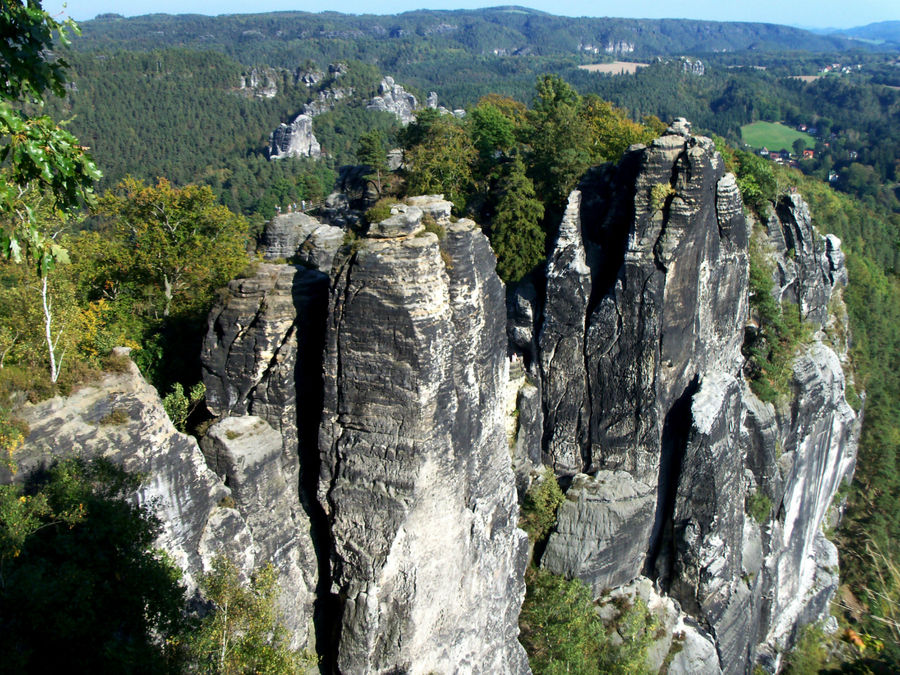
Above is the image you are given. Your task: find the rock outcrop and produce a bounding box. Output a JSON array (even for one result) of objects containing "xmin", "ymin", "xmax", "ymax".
[
  {"xmin": 269, "ymin": 113, "xmax": 321, "ymax": 159},
  {"xmin": 5, "ymin": 355, "xmax": 316, "ymax": 647},
  {"xmin": 366, "ymin": 76, "xmax": 418, "ymax": 125},
  {"xmin": 258, "ymin": 211, "xmax": 344, "ymax": 272},
  {"xmin": 318, "ymin": 202, "xmax": 529, "ymax": 673},
  {"xmin": 529, "ymin": 120, "xmax": 858, "ymax": 673},
  {"xmin": 239, "ymin": 66, "xmax": 278, "ymax": 98}
]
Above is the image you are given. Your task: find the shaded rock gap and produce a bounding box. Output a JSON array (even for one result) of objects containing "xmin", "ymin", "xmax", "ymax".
[
  {"xmin": 307, "ymin": 254, "xmax": 358, "ymax": 673},
  {"xmin": 645, "ymin": 375, "xmax": 699, "ymax": 584}
]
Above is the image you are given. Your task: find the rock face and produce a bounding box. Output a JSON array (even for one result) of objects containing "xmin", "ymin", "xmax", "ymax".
[
  {"xmin": 366, "ymin": 76, "xmax": 418, "ymax": 125},
  {"xmin": 530, "ymin": 122, "xmax": 858, "ymax": 673},
  {"xmin": 318, "ymin": 205, "xmax": 529, "ymax": 673},
  {"xmin": 269, "ymin": 113, "xmax": 321, "ymax": 159},
  {"xmin": 542, "ymin": 471, "xmax": 656, "ymax": 592},
  {"xmin": 239, "ymin": 66, "xmax": 278, "ymax": 98},
  {"xmin": 258, "ymin": 211, "xmax": 344, "ymax": 272},
  {"xmin": 5, "ymin": 356, "xmax": 316, "ymax": 647}
]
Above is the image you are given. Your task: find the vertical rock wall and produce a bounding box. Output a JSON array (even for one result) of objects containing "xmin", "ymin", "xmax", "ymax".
[
  {"xmin": 536, "ymin": 120, "xmax": 858, "ymax": 673},
  {"xmin": 318, "ymin": 206, "xmax": 529, "ymax": 673}
]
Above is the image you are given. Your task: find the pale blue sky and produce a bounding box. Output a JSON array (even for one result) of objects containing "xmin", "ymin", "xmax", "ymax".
[{"xmin": 42, "ymin": 0, "xmax": 899, "ymax": 30}]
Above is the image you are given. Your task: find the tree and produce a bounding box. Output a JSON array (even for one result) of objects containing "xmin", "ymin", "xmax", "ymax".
[
  {"xmin": 97, "ymin": 178, "xmax": 249, "ymax": 319},
  {"xmin": 403, "ymin": 116, "xmax": 476, "ymax": 212},
  {"xmin": 525, "ymin": 75, "xmax": 592, "ymax": 213},
  {"xmin": 357, "ymin": 129, "xmax": 388, "ymax": 196},
  {"xmin": 581, "ymin": 95, "xmax": 657, "ymax": 164},
  {"xmin": 0, "ymin": 1, "xmax": 100, "ymax": 269},
  {"xmin": 489, "ymin": 157, "xmax": 546, "ymax": 284},
  {"xmin": 0, "ymin": 458, "xmax": 187, "ymax": 673},
  {"xmin": 184, "ymin": 555, "xmax": 318, "ymax": 674},
  {"xmin": 792, "ymin": 137, "xmax": 807, "ymax": 157}
]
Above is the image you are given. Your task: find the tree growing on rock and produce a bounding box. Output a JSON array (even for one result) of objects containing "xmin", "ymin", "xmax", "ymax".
[{"xmin": 97, "ymin": 178, "xmax": 248, "ymax": 319}]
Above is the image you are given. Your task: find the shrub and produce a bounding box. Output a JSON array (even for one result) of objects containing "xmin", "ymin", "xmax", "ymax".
[
  {"xmin": 748, "ymin": 490, "xmax": 773, "ymax": 524},
  {"xmin": 520, "ymin": 567, "xmax": 658, "ymax": 675},
  {"xmin": 182, "ymin": 555, "xmax": 319, "ymax": 673},
  {"xmin": 519, "ymin": 468, "xmax": 565, "ymax": 543},
  {"xmin": 98, "ymin": 407, "xmax": 130, "ymax": 426},
  {"xmin": 162, "ymin": 381, "xmax": 206, "ymax": 433},
  {"xmin": 649, "ymin": 182, "xmax": 675, "ymax": 213},
  {"xmin": 364, "ymin": 197, "xmax": 397, "ymax": 224}
]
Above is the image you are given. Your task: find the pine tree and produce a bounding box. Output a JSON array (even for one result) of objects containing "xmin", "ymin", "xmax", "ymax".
[{"xmin": 490, "ymin": 157, "xmax": 546, "ymax": 284}]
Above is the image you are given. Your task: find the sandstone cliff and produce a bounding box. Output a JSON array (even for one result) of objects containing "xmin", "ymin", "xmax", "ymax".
[
  {"xmin": 529, "ymin": 120, "xmax": 858, "ymax": 673},
  {"xmin": 6, "ymin": 121, "xmax": 860, "ymax": 674}
]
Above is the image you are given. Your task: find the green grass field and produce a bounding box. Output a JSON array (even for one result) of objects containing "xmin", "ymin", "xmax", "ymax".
[{"xmin": 740, "ymin": 121, "xmax": 812, "ymax": 152}]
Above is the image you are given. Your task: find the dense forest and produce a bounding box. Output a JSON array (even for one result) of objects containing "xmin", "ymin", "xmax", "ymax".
[{"xmin": 2, "ymin": 4, "xmax": 899, "ymax": 673}]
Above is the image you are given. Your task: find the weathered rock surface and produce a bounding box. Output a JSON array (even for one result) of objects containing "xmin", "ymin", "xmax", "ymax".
[
  {"xmin": 202, "ymin": 263, "xmax": 329, "ymax": 462},
  {"xmin": 258, "ymin": 211, "xmax": 344, "ymax": 273},
  {"xmin": 763, "ymin": 193, "xmax": 847, "ymax": 327},
  {"xmin": 529, "ymin": 125, "xmax": 857, "ymax": 673},
  {"xmin": 318, "ymin": 213, "xmax": 529, "ymax": 673},
  {"xmin": 200, "ymin": 415, "xmax": 318, "ymax": 644},
  {"xmin": 366, "ymin": 76, "xmax": 418, "ymax": 125},
  {"xmin": 5, "ymin": 356, "xmax": 315, "ymax": 647},
  {"xmin": 239, "ymin": 66, "xmax": 278, "ymax": 98},
  {"xmin": 542, "ymin": 471, "xmax": 656, "ymax": 593},
  {"xmin": 539, "ymin": 191, "xmax": 591, "ymax": 474},
  {"xmin": 269, "ymin": 113, "xmax": 321, "ymax": 159}
]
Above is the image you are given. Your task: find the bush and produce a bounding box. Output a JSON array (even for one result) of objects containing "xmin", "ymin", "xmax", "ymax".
[
  {"xmin": 520, "ymin": 468, "xmax": 565, "ymax": 543},
  {"xmin": 649, "ymin": 182, "xmax": 675, "ymax": 213},
  {"xmin": 364, "ymin": 197, "xmax": 397, "ymax": 224},
  {"xmin": 0, "ymin": 458, "xmax": 187, "ymax": 673},
  {"xmin": 748, "ymin": 490, "xmax": 773, "ymax": 524},
  {"xmin": 520, "ymin": 567, "xmax": 658, "ymax": 675},
  {"xmin": 162, "ymin": 381, "xmax": 206, "ymax": 433},
  {"xmin": 182, "ymin": 555, "xmax": 319, "ymax": 674}
]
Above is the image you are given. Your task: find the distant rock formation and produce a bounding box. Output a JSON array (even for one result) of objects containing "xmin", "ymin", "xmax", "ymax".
[
  {"xmin": 268, "ymin": 114, "xmax": 321, "ymax": 159},
  {"xmin": 366, "ymin": 76, "xmax": 418, "ymax": 125},
  {"xmin": 239, "ymin": 66, "xmax": 278, "ymax": 98}
]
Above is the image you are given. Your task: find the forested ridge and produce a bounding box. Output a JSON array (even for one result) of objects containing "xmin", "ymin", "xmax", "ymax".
[{"xmin": 1, "ymin": 4, "xmax": 899, "ymax": 673}]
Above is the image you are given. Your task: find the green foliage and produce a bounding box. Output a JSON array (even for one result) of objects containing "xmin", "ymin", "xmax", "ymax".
[
  {"xmin": 183, "ymin": 555, "xmax": 319, "ymax": 674},
  {"xmin": 744, "ymin": 229, "xmax": 813, "ymax": 402},
  {"xmin": 525, "ymin": 75, "xmax": 592, "ymax": 213},
  {"xmin": 357, "ymin": 129, "xmax": 389, "ymax": 195},
  {"xmin": 423, "ymin": 218, "xmax": 446, "ymax": 240},
  {"xmin": 489, "ymin": 157, "xmax": 546, "ymax": 283},
  {"xmin": 734, "ymin": 151, "xmax": 777, "ymax": 216},
  {"xmin": 0, "ymin": 457, "xmax": 186, "ymax": 673},
  {"xmin": 163, "ymin": 381, "xmax": 206, "ymax": 433},
  {"xmin": 649, "ymin": 182, "xmax": 675, "ymax": 213},
  {"xmin": 98, "ymin": 407, "xmax": 130, "ymax": 426},
  {"xmin": 519, "ymin": 467, "xmax": 565, "ymax": 543},
  {"xmin": 747, "ymin": 490, "xmax": 774, "ymax": 524},
  {"xmin": 364, "ymin": 197, "xmax": 396, "ymax": 225},
  {"xmin": 97, "ymin": 177, "xmax": 249, "ymax": 319},
  {"xmin": 403, "ymin": 114, "xmax": 476, "ymax": 212},
  {"xmin": 0, "ymin": 1, "xmax": 100, "ymax": 271},
  {"xmin": 784, "ymin": 621, "xmax": 837, "ymax": 674},
  {"xmin": 519, "ymin": 567, "xmax": 657, "ymax": 675},
  {"xmin": 0, "ymin": 407, "xmax": 28, "ymax": 472}
]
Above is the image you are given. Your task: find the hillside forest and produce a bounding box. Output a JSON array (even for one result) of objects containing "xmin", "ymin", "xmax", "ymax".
[{"xmin": 1, "ymin": 3, "xmax": 898, "ymax": 673}]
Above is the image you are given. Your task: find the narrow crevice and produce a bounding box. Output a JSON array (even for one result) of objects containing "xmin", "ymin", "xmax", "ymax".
[
  {"xmin": 293, "ymin": 261, "xmax": 348, "ymax": 674},
  {"xmin": 644, "ymin": 375, "xmax": 699, "ymax": 585}
]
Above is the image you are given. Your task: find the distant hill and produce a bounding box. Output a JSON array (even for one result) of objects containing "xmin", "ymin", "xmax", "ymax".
[
  {"xmin": 73, "ymin": 6, "xmax": 863, "ymax": 63},
  {"xmin": 831, "ymin": 21, "xmax": 900, "ymax": 48}
]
